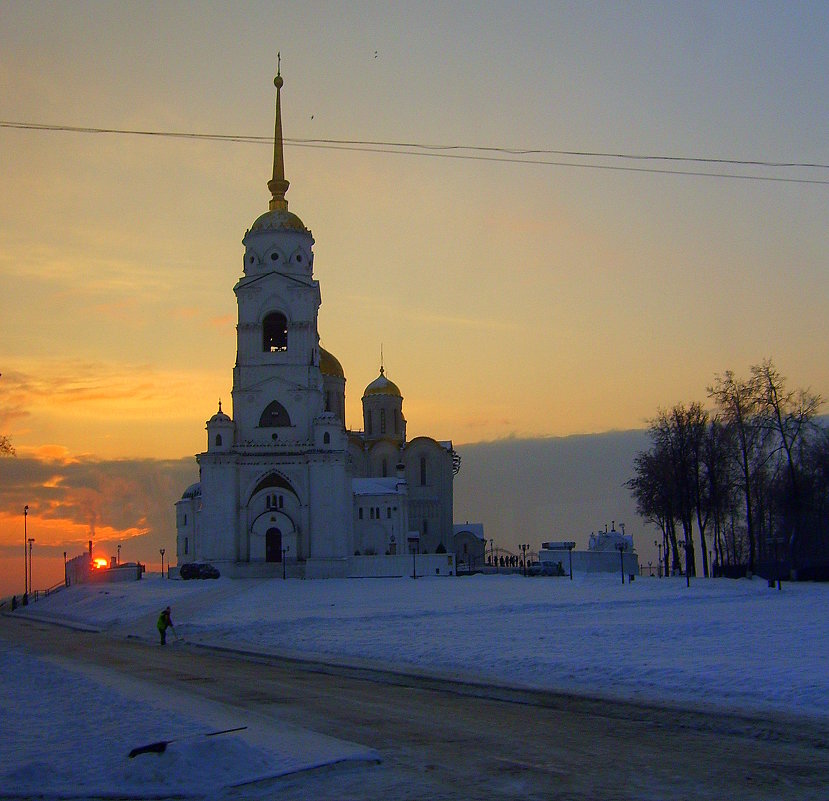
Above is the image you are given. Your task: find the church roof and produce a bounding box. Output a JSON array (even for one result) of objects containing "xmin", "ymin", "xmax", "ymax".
[
  {"xmin": 320, "ymin": 346, "xmax": 345, "ymax": 379},
  {"xmin": 363, "ymin": 367, "xmax": 401, "ymax": 398},
  {"xmin": 181, "ymin": 482, "xmax": 202, "ymax": 500},
  {"xmin": 248, "ymin": 208, "xmax": 309, "ymax": 235},
  {"xmin": 207, "ymin": 400, "xmax": 232, "ymax": 424}
]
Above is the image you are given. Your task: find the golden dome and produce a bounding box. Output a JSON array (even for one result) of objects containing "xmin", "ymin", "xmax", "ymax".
[
  {"xmin": 320, "ymin": 347, "xmax": 345, "ymax": 379},
  {"xmin": 363, "ymin": 367, "xmax": 402, "ymax": 398},
  {"xmin": 249, "ymin": 209, "xmax": 309, "ymax": 234}
]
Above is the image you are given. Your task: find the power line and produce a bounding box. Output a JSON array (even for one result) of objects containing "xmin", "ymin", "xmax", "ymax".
[{"xmin": 2, "ymin": 119, "xmax": 827, "ymax": 185}]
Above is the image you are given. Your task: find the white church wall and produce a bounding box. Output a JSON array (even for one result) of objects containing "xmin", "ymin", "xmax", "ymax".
[{"xmin": 348, "ymin": 554, "xmax": 455, "ymax": 578}]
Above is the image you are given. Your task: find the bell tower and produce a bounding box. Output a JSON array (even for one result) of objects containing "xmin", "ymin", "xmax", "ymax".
[{"xmin": 230, "ymin": 64, "xmax": 324, "ymax": 447}]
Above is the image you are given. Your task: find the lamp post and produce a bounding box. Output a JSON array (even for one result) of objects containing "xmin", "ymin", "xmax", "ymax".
[
  {"xmin": 63, "ymin": 551, "xmax": 68, "ymax": 587},
  {"xmin": 489, "ymin": 538, "xmax": 493, "ymax": 567},
  {"xmin": 520, "ymin": 543, "xmax": 529, "ymax": 576},
  {"xmin": 28, "ymin": 538, "xmax": 35, "ymax": 594},
  {"xmin": 23, "ymin": 505, "xmax": 29, "ymax": 597},
  {"xmin": 282, "ymin": 544, "xmax": 289, "ymax": 580},
  {"xmin": 616, "ymin": 541, "xmax": 627, "ymax": 585},
  {"xmin": 654, "ymin": 539, "xmax": 663, "ymax": 578},
  {"xmin": 117, "ymin": 544, "xmax": 121, "ymax": 565},
  {"xmin": 159, "ymin": 548, "xmax": 165, "ymax": 578}
]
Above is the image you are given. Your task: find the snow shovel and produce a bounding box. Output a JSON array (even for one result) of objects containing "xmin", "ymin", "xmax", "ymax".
[{"xmin": 128, "ymin": 726, "xmax": 248, "ymax": 758}]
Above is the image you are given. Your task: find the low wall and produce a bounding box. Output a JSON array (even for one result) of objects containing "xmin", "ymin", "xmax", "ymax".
[
  {"xmin": 173, "ymin": 553, "xmax": 457, "ymax": 581},
  {"xmin": 540, "ymin": 550, "xmax": 639, "ymax": 577},
  {"xmin": 347, "ymin": 553, "xmax": 455, "ymax": 578}
]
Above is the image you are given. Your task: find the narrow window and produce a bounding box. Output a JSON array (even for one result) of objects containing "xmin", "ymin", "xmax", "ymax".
[
  {"xmin": 380, "ymin": 409, "xmax": 386, "ymax": 434},
  {"xmin": 375, "ymin": 507, "xmax": 380, "ymax": 519},
  {"xmin": 183, "ymin": 514, "xmax": 188, "ymax": 526},
  {"xmin": 325, "ymin": 391, "xmax": 332, "ymax": 412},
  {"xmin": 387, "ymin": 508, "xmax": 391, "ymax": 519},
  {"xmin": 323, "ymin": 432, "xmax": 331, "ymax": 444},
  {"xmin": 366, "ymin": 411, "xmax": 372, "ymax": 436},
  {"xmin": 370, "ymin": 508, "xmax": 375, "ymax": 520},
  {"xmin": 420, "ymin": 456, "xmax": 427, "ymax": 486},
  {"xmin": 394, "ymin": 409, "xmax": 399, "ymax": 433},
  {"xmin": 382, "ymin": 458, "xmax": 388, "ymax": 477},
  {"xmin": 359, "ymin": 508, "xmax": 364, "ymax": 520},
  {"xmin": 184, "ymin": 537, "xmax": 189, "ymax": 555},
  {"xmin": 262, "ymin": 312, "xmax": 288, "ymax": 352},
  {"xmin": 423, "ymin": 520, "xmax": 428, "ymax": 536},
  {"xmin": 215, "ymin": 434, "xmax": 222, "ymax": 447},
  {"xmin": 278, "ymin": 495, "xmax": 284, "ymax": 509}
]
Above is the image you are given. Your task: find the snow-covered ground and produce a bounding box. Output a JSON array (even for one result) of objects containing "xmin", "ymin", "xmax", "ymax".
[{"xmin": 4, "ymin": 572, "xmax": 828, "ymax": 797}]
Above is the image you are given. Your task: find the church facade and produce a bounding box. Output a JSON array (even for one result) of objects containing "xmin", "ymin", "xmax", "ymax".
[{"xmin": 175, "ymin": 70, "xmax": 458, "ymax": 579}]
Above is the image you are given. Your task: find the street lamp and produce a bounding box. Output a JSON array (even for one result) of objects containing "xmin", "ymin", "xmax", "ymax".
[
  {"xmin": 489, "ymin": 538, "xmax": 493, "ymax": 567},
  {"xmin": 654, "ymin": 539, "xmax": 663, "ymax": 578},
  {"xmin": 28, "ymin": 538, "xmax": 35, "ymax": 595},
  {"xmin": 616, "ymin": 540, "xmax": 627, "ymax": 585},
  {"xmin": 23, "ymin": 505, "xmax": 29, "ymax": 597},
  {"xmin": 159, "ymin": 548, "xmax": 165, "ymax": 578},
  {"xmin": 282, "ymin": 544, "xmax": 290, "ymax": 580},
  {"xmin": 117, "ymin": 544, "xmax": 121, "ymax": 565}
]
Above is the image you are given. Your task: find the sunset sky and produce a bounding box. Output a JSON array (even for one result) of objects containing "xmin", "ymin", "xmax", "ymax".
[{"xmin": 1, "ymin": 2, "xmax": 827, "ymax": 595}]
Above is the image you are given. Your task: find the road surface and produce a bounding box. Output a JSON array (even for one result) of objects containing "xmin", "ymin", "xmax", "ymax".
[{"xmin": 2, "ymin": 614, "xmax": 827, "ymax": 800}]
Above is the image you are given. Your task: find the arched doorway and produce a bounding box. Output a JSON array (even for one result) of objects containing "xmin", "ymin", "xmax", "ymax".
[{"xmin": 266, "ymin": 528, "xmax": 282, "ymax": 562}]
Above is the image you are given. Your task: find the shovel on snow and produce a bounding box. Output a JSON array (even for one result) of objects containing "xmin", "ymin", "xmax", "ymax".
[{"xmin": 128, "ymin": 726, "xmax": 248, "ymax": 758}]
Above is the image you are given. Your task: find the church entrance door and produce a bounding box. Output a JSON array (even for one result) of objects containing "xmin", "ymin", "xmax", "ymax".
[{"xmin": 265, "ymin": 528, "xmax": 282, "ymax": 562}]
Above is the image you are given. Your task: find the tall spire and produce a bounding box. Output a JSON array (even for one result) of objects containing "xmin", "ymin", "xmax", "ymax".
[{"xmin": 268, "ymin": 53, "xmax": 290, "ymax": 211}]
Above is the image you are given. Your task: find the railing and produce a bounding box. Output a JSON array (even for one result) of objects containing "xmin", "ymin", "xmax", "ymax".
[{"xmin": 43, "ymin": 580, "xmax": 67, "ymax": 597}]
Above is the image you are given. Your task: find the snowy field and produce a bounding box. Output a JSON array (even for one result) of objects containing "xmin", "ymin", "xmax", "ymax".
[{"xmin": 3, "ymin": 572, "xmax": 828, "ymax": 797}]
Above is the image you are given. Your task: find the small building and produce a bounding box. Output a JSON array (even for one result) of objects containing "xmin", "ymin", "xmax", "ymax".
[
  {"xmin": 453, "ymin": 523, "xmax": 486, "ymax": 570},
  {"xmin": 539, "ymin": 523, "xmax": 639, "ymax": 577}
]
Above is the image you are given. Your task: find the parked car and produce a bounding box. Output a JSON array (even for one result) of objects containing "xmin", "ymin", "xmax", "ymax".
[{"xmin": 179, "ymin": 562, "xmax": 220, "ymax": 580}]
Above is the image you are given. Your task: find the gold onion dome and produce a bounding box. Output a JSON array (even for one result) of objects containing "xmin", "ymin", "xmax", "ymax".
[
  {"xmin": 320, "ymin": 347, "xmax": 345, "ymax": 379},
  {"xmin": 363, "ymin": 367, "xmax": 402, "ymax": 398},
  {"xmin": 249, "ymin": 208, "xmax": 308, "ymax": 234}
]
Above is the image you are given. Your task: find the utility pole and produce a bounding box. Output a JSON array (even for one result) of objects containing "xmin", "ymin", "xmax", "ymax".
[{"xmin": 23, "ymin": 505, "xmax": 29, "ymax": 596}]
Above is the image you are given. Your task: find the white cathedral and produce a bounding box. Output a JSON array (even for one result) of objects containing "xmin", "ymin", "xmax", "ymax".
[{"xmin": 175, "ymin": 70, "xmax": 459, "ymax": 579}]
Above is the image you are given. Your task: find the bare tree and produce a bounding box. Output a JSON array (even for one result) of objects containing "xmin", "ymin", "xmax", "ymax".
[
  {"xmin": 0, "ymin": 434, "xmax": 13, "ymax": 456},
  {"xmin": 708, "ymin": 371, "xmax": 764, "ymax": 574},
  {"xmin": 751, "ymin": 359, "xmax": 822, "ymax": 569}
]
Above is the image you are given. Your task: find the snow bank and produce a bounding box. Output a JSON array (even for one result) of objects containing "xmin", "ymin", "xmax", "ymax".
[{"xmin": 17, "ymin": 572, "xmax": 829, "ymax": 718}]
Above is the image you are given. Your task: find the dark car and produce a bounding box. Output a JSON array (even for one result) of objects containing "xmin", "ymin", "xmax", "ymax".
[{"xmin": 179, "ymin": 562, "xmax": 220, "ymax": 580}]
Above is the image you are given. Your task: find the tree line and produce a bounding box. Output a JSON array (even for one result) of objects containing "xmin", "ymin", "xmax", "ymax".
[{"xmin": 627, "ymin": 360, "xmax": 828, "ymax": 580}]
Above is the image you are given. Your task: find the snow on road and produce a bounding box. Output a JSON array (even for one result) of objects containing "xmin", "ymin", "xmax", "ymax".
[{"xmin": 4, "ymin": 572, "xmax": 827, "ymax": 797}]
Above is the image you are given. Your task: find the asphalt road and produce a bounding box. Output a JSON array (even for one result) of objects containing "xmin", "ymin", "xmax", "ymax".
[{"xmin": 3, "ymin": 614, "xmax": 828, "ymax": 801}]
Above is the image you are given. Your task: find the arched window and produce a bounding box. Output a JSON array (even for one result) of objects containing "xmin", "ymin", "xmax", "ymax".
[
  {"xmin": 366, "ymin": 411, "xmax": 372, "ymax": 436},
  {"xmin": 262, "ymin": 312, "xmax": 288, "ymax": 352},
  {"xmin": 259, "ymin": 400, "xmax": 291, "ymax": 427},
  {"xmin": 323, "ymin": 432, "xmax": 331, "ymax": 444},
  {"xmin": 420, "ymin": 456, "xmax": 427, "ymax": 486},
  {"xmin": 394, "ymin": 409, "xmax": 399, "ymax": 433},
  {"xmin": 382, "ymin": 458, "xmax": 388, "ymax": 477},
  {"xmin": 380, "ymin": 409, "xmax": 386, "ymax": 434},
  {"xmin": 215, "ymin": 434, "xmax": 222, "ymax": 446}
]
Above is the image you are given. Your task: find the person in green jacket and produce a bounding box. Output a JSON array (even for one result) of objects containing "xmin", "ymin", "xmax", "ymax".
[{"xmin": 157, "ymin": 606, "xmax": 173, "ymax": 645}]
